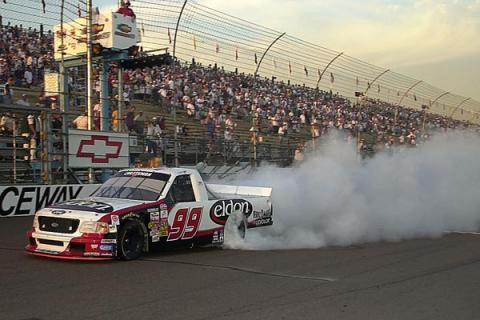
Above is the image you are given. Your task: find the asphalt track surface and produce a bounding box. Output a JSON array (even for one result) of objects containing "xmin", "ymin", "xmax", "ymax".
[{"xmin": 1, "ymin": 217, "xmax": 480, "ymax": 320}]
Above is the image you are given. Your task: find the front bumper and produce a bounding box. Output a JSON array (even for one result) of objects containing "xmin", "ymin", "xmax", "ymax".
[{"xmin": 25, "ymin": 229, "xmax": 117, "ymax": 260}]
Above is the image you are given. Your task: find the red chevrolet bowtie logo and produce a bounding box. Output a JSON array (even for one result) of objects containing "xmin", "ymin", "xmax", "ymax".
[{"xmin": 76, "ymin": 135, "xmax": 123, "ymax": 163}]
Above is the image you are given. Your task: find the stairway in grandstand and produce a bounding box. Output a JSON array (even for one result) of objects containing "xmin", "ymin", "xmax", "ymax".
[{"xmin": 0, "ymin": 135, "xmax": 34, "ymax": 183}]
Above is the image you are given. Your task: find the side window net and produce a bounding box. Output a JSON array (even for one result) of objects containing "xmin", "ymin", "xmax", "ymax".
[{"xmin": 168, "ymin": 175, "xmax": 196, "ymax": 203}]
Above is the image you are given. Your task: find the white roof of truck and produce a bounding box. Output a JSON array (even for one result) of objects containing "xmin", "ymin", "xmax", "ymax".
[{"xmin": 120, "ymin": 167, "xmax": 199, "ymax": 177}]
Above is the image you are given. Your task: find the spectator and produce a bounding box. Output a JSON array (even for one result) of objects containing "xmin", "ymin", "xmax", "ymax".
[
  {"xmin": 0, "ymin": 112, "xmax": 14, "ymax": 135},
  {"xmin": 72, "ymin": 112, "xmax": 88, "ymax": 130},
  {"xmin": 125, "ymin": 106, "xmax": 135, "ymax": 132},
  {"xmin": 2, "ymin": 80, "xmax": 13, "ymax": 104},
  {"xmin": 116, "ymin": 0, "xmax": 136, "ymax": 18},
  {"xmin": 111, "ymin": 106, "xmax": 119, "ymax": 131},
  {"xmin": 145, "ymin": 119, "xmax": 162, "ymax": 155},
  {"xmin": 134, "ymin": 111, "xmax": 145, "ymax": 134},
  {"xmin": 24, "ymin": 68, "xmax": 33, "ymax": 87},
  {"xmin": 93, "ymin": 101, "xmax": 101, "ymax": 130},
  {"xmin": 16, "ymin": 94, "xmax": 30, "ymax": 106}
]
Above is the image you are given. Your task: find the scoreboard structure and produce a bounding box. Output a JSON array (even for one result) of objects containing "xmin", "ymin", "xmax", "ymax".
[{"xmin": 53, "ymin": 11, "xmax": 141, "ymax": 60}]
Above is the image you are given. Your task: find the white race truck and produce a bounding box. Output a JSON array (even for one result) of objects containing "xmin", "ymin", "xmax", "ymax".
[{"xmin": 26, "ymin": 168, "xmax": 273, "ymax": 260}]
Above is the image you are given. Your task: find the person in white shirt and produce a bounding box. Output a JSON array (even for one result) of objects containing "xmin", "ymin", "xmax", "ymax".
[
  {"xmin": 24, "ymin": 68, "xmax": 33, "ymax": 87},
  {"xmin": 146, "ymin": 119, "xmax": 162, "ymax": 155},
  {"xmin": 72, "ymin": 113, "xmax": 88, "ymax": 130},
  {"xmin": 16, "ymin": 94, "xmax": 31, "ymax": 106}
]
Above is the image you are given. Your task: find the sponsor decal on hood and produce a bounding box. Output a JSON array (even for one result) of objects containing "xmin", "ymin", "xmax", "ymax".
[{"xmin": 51, "ymin": 200, "xmax": 114, "ymax": 213}]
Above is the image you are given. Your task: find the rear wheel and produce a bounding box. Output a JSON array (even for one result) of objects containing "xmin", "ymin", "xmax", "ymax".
[
  {"xmin": 118, "ymin": 220, "xmax": 145, "ymax": 261},
  {"xmin": 223, "ymin": 212, "xmax": 247, "ymax": 247}
]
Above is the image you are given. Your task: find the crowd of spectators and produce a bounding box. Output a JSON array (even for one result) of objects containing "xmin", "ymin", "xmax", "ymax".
[
  {"xmin": 0, "ymin": 24, "xmax": 54, "ymax": 100},
  {"xmin": 113, "ymin": 63, "xmax": 475, "ymax": 150},
  {"xmin": 1, "ymin": 23, "xmax": 478, "ymax": 165}
]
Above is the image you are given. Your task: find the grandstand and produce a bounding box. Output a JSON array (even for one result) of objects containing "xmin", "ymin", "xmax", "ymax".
[{"xmin": 0, "ymin": 0, "xmax": 479, "ymax": 185}]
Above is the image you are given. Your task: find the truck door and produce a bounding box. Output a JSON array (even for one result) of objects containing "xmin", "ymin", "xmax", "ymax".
[{"xmin": 164, "ymin": 175, "xmax": 203, "ymax": 242}]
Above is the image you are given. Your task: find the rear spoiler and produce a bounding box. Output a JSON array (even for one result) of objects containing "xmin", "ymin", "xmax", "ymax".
[{"xmin": 206, "ymin": 183, "xmax": 272, "ymax": 198}]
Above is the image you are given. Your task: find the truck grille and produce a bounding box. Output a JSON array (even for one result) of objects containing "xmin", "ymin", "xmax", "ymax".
[
  {"xmin": 38, "ymin": 217, "xmax": 80, "ymax": 234},
  {"xmin": 38, "ymin": 239, "xmax": 64, "ymax": 246}
]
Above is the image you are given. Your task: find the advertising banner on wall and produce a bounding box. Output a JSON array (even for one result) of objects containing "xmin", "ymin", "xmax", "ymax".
[
  {"xmin": 0, "ymin": 184, "xmax": 100, "ymax": 217},
  {"xmin": 44, "ymin": 73, "xmax": 60, "ymax": 97},
  {"xmin": 68, "ymin": 129, "xmax": 130, "ymax": 168}
]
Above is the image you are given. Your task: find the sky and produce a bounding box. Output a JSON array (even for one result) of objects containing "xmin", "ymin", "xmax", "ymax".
[{"xmin": 96, "ymin": 0, "xmax": 480, "ymax": 101}]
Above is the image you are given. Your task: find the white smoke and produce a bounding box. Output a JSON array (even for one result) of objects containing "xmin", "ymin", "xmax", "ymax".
[{"xmin": 221, "ymin": 131, "xmax": 480, "ymax": 250}]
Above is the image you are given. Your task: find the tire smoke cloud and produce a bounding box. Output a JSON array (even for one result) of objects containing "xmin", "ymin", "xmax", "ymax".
[{"xmin": 223, "ymin": 131, "xmax": 480, "ymax": 250}]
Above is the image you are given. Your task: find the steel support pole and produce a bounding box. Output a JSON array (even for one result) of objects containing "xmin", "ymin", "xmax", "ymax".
[
  {"xmin": 86, "ymin": 0, "xmax": 93, "ymax": 130},
  {"xmin": 430, "ymin": 91, "xmax": 450, "ymax": 107},
  {"xmin": 12, "ymin": 114, "xmax": 16, "ymax": 184},
  {"xmin": 46, "ymin": 113, "xmax": 53, "ymax": 184},
  {"xmin": 394, "ymin": 80, "xmax": 422, "ymax": 126},
  {"xmin": 40, "ymin": 112, "xmax": 52, "ymax": 184},
  {"xmin": 100, "ymin": 59, "xmax": 110, "ymax": 131},
  {"xmin": 254, "ymin": 32, "xmax": 286, "ymax": 78},
  {"xmin": 450, "ymin": 97, "xmax": 471, "ymax": 119},
  {"xmin": 117, "ymin": 66, "xmax": 124, "ymax": 132},
  {"xmin": 172, "ymin": 0, "xmax": 188, "ymax": 63},
  {"xmin": 174, "ymin": 127, "xmax": 179, "ymax": 167},
  {"xmin": 117, "ymin": 0, "xmax": 124, "ymax": 134},
  {"xmin": 397, "ymin": 80, "xmax": 422, "ymax": 107},
  {"xmin": 365, "ymin": 69, "xmax": 390, "ymax": 95},
  {"xmin": 60, "ymin": 0, "xmax": 69, "ymax": 183},
  {"xmin": 316, "ymin": 52, "xmax": 344, "ymax": 87},
  {"xmin": 100, "ymin": 59, "xmax": 110, "ymax": 182},
  {"xmin": 86, "ymin": 0, "xmax": 94, "ymax": 183}
]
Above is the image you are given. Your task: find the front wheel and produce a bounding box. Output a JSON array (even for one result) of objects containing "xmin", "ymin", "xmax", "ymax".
[
  {"xmin": 118, "ymin": 220, "xmax": 145, "ymax": 260},
  {"xmin": 223, "ymin": 212, "xmax": 247, "ymax": 248}
]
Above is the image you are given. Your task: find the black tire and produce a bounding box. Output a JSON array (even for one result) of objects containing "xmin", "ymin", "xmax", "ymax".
[
  {"xmin": 118, "ymin": 220, "xmax": 145, "ymax": 261},
  {"xmin": 237, "ymin": 219, "xmax": 246, "ymax": 239},
  {"xmin": 223, "ymin": 212, "xmax": 247, "ymax": 247}
]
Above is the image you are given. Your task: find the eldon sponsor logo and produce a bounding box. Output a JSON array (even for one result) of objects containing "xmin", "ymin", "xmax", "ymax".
[{"xmin": 209, "ymin": 199, "xmax": 253, "ymax": 225}]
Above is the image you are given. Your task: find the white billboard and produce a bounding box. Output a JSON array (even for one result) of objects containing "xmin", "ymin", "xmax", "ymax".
[
  {"xmin": 68, "ymin": 129, "xmax": 130, "ymax": 168},
  {"xmin": 54, "ymin": 17, "xmax": 87, "ymax": 60},
  {"xmin": 54, "ymin": 12, "xmax": 140, "ymax": 60},
  {"xmin": 44, "ymin": 73, "xmax": 59, "ymax": 97},
  {"xmin": 0, "ymin": 184, "xmax": 100, "ymax": 217}
]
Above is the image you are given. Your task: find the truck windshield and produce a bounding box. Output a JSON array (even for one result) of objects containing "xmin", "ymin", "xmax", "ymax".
[{"xmin": 93, "ymin": 171, "xmax": 170, "ymax": 201}]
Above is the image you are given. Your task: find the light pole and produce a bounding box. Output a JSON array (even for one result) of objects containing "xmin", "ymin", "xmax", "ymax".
[
  {"xmin": 117, "ymin": 0, "xmax": 124, "ymax": 132},
  {"xmin": 60, "ymin": 0, "xmax": 69, "ymax": 183},
  {"xmin": 86, "ymin": 0, "xmax": 94, "ymax": 182}
]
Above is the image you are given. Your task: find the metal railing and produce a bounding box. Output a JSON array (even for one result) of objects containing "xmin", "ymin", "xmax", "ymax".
[{"xmin": 0, "ymin": 102, "xmax": 299, "ymax": 185}]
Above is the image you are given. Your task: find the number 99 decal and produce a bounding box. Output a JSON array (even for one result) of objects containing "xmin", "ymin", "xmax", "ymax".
[{"xmin": 167, "ymin": 207, "xmax": 202, "ymax": 242}]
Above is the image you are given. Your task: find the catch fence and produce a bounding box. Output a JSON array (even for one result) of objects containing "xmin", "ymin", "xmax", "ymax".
[
  {"xmin": 131, "ymin": 0, "xmax": 480, "ymax": 123},
  {"xmin": 0, "ymin": 0, "xmax": 478, "ymax": 121}
]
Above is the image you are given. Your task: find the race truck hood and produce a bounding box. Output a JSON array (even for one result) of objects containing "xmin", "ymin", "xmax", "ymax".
[{"xmin": 40, "ymin": 198, "xmax": 152, "ymax": 220}]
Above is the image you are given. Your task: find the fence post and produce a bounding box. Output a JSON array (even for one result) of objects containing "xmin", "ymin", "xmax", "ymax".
[
  {"xmin": 254, "ymin": 32, "xmax": 286, "ymax": 79},
  {"xmin": 316, "ymin": 52, "xmax": 344, "ymax": 87},
  {"xmin": 449, "ymin": 97, "xmax": 471, "ymax": 127},
  {"xmin": 365, "ymin": 69, "xmax": 390, "ymax": 95},
  {"xmin": 12, "ymin": 114, "xmax": 17, "ymax": 184},
  {"xmin": 174, "ymin": 126, "xmax": 179, "ymax": 167},
  {"xmin": 395, "ymin": 80, "xmax": 422, "ymax": 126},
  {"xmin": 172, "ymin": 0, "xmax": 188, "ymax": 63},
  {"xmin": 195, "ymin": 137, "xmax": 198, "ymax": 164}
]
